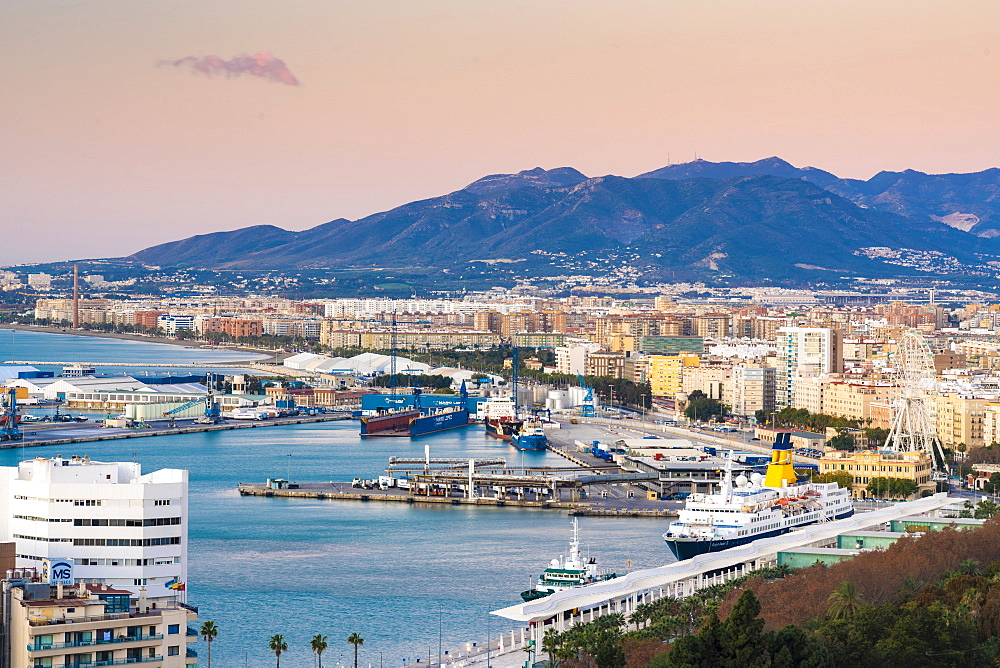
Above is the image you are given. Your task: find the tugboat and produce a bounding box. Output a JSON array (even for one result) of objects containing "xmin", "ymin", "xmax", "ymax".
[
  {"xmin": 520, "ymin": 518, "xmax": 619, "ymax": 602},
  {"xmin": 662, "ymin": 432, "xmax": 855, "ymax": 560}
]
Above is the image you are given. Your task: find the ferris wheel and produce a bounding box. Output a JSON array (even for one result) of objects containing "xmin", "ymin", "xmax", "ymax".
[{"xmin": 883, "ymin": 331, "xmax": 947, "ymax": 472}]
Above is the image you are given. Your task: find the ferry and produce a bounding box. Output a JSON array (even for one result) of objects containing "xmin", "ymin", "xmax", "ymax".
[
  {"xmin": 520, "ymin": 518, "xmax": 618, "ymax": 602},
  {"xmin": 662, "ymin": 433, "xmax": 854, "ymax": 560}
]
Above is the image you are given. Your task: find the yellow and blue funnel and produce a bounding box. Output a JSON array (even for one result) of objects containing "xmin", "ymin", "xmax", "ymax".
[{"xmin": 763, "ymin": 432, "xmax": 798, "ymax": 488}]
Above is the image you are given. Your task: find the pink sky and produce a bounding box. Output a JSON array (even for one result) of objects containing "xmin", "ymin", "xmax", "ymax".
[{"xmin": 3, "ymin": 0, "xmax": 999, "ymax": 265}]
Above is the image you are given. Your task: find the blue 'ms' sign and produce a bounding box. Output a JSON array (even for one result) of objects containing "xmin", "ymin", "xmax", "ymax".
[{"xmin": 45, "ymin": 558, "xmax": 74, "ymax": 585}]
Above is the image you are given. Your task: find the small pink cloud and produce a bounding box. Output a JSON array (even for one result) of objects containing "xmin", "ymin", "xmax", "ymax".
[{"xmin": 162, "ymin": 50, "xmax": 301, "ymax": 86}]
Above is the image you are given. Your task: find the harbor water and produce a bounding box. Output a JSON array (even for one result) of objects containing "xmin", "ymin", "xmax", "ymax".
[
  {"xmin": 0, "ymin": 328, "xmax": 269, "ymax": 375},
  {"xmin": 0, "ymin": 333, "xmax": 675, "ymax": 666}
]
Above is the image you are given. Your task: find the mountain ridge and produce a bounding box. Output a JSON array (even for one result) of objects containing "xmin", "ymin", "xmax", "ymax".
[{"xmin": 126, "ymin": 160, "xmax": 1000, "ymax": 284}]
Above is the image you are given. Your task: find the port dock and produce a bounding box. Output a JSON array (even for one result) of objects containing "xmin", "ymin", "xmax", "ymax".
[{"xmin": 8, "ymin": 413, "xmax": 353, "ymax": 449}]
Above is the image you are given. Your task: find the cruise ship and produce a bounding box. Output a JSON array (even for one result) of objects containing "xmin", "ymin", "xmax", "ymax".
[{"xmin": 663, "ymin": 433, "xmax": 854, "ymax": 560}]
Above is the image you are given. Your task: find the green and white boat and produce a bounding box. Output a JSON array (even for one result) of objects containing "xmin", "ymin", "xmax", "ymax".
[{"xmin": 520, "ymin": 518, "xmax": 619, "ymax": 602}]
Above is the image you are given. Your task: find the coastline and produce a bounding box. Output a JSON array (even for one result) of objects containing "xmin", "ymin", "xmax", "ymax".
[{"xmin": 0, "ymin": 323, "xmax": 282, "ymax": 363}]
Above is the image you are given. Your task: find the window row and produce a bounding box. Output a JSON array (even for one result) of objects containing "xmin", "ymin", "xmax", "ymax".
[{"xmin": 73, "ymin": 537, "xmax": 181, "ymax": 547}]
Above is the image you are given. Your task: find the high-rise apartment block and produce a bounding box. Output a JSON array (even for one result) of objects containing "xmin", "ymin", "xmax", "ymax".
[
  {"xmin": 775, "ymin": 327, "xmax": 842, "ymax": 408},
  {"xmin": 730, "ymin": 365, "xmax": 776, "ymax": 417}
]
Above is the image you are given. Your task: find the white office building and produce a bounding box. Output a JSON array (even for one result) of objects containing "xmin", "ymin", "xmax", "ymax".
[{"xmin": 0, "ymin": 456, "xmax": 188, "ymax": 603}]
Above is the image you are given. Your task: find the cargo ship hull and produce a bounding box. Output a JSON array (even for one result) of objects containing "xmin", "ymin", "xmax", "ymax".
[
  {"xmin": 360, "ymin": 409, "xmax": 421, "ymax": 437},
  {"xmin": 512, "ymin": 434, "xmax": 547, "ymax": 451},
  {"xmin": 409, "ymin": 409, "xmax": 470, "ymax": 436},
  {"xmin": 485, "ymin": 418, "xmax": 522, "ymax": 441}
]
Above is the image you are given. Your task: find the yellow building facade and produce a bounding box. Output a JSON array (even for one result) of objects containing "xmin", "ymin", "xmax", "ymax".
[
  {"xmin": 822, "ymin": 381, "xmax": 897, "ymax": 422},
  {"xmin": 933, "ymin": 394, "xmax": 986, "ymax": 449},
  {"xmin": 649, "ymin": 354, "xmax": 700, "ymax": 398},
  {"xmin": 819, "ymin": 449, "xmax": 934, "ymax": 499}
]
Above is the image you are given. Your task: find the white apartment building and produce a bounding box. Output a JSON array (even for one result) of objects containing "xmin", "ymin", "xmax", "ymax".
[
  {"xmin": 792, "ymin": 374, "xmax": 827, "ymax": 414},
  {"xmin": 731, "ymin": 366, "xmax": 776, "ymax": 417},
  {"xmin": 554, "ymin": 340, "xmax": 603, "ymax": 375},
  {"xmin": 27, "ymin": 273, "xmax": 53, "ymax": 289},
  {"xmin": 775, "ymin": 327, "xmax": 842, "ymax": 408},
  {"xmin": 0, "ymin": 456, "xmax": 188, "ymax": 603},
  {"xmin": 157, "ymin": 315, "xmax": 196, "ymax": 335}
]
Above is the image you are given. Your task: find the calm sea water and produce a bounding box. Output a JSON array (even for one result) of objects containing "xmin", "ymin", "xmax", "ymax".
[
  {"xmin": 0, "ymin": 328, "xmax": 268, "ymax": 375},
  {"xmin": 0, "ymin": 333, "xmax": 674, "ymax": 666}
]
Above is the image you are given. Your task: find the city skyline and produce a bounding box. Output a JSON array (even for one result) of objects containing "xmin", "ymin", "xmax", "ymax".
[{"xmin": 4, "ymin": 0, "xmax": 1000, "ymax": 265}]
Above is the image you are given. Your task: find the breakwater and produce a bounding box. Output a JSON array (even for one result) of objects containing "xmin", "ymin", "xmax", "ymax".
[{"xmin": 8, "ymin": 414, "xmax": 351, "ymax": 449}]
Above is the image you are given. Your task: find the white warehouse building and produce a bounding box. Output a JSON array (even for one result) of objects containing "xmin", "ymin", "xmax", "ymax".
[{"xmin": 0, "ymin": 456, "xmax": 188, "ymax": 604}]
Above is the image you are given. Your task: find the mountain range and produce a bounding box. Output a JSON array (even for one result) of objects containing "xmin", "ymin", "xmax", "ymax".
[{"xmin": 126, "ymin": 158, "xmax": 1000, "ymax": 285}]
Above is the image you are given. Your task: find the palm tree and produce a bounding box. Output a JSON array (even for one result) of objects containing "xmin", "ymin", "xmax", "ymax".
[
  {"xmin": 541, "ymin": 628, "xmax": 560, "ymax": 667},
  {"xmin": 957, "ymin": 559, "xmax": 984, "ymax": 577},
  {"xmin": 269, "ymin": 634, "xmax": 288, "ymax": 668},
  {"xmin": 347, "ymin": 633, "xmax": 364, "ymax": 668},
  {"xmin": 311, "ymin": 634, "xmax": 328, "ymax": 668},
  {"xmin": 200, "ymin": 620, "xmax": 218, "ymax": 668},
  {"xmin": 827, "ymin": 581, "xmax": 865, "ymax": 620}
]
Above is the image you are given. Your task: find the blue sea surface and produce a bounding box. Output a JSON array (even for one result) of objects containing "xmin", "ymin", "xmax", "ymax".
[
  {"xmin": 0, "ymin": 328, "xmax": 268, "ymax": 375},
  {"xmin": 0, "ymin": 333, "xmax": 674, "ymax": 666}
]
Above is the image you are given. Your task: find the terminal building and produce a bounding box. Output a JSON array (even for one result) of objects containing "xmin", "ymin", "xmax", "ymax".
[{"xmin": 0, "ymin": 456, "xmax": 189, "ymax": 604}]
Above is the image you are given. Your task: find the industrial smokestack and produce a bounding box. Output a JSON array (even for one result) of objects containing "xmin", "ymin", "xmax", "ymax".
[{"xmin": 72, "ymin": 264, "xmax": 79, "ymax": 328}]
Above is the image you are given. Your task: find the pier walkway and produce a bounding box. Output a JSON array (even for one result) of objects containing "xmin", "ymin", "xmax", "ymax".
[
  {"xmin": 418, "ymin": 494, "xmax": 957, "ymax": 668},
  {"xmin": 8, "ymin": 414, "xmax": 352, "ymax": 449}
]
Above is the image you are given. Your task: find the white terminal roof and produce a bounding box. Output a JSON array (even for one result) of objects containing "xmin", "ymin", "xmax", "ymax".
[
  {"xmin": 0, "ymin": 365, "xmax": 40, "ymax": 381},
  {"xmin": 283, "ymin": 352, "xmax": 431, "ymax": 375},
  {"xmin": 491, "ymin": 493, "xmax": 957, "ymax": 623}
]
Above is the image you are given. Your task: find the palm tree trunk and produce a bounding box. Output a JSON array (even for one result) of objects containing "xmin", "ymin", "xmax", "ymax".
[
  {"xmin": 207, "ymin": 642, "xmax": 211, "ymax": 668},
  {"xmin": 354, "ymin": 645, "xmax": 358, "ymax": 668}
]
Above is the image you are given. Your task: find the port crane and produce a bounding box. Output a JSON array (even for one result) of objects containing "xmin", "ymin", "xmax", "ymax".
[
  {"xmin": 577, "ymin": 374, "xmax": 596, "ymax": 417},
  {"xmin": 156, "ymin": 373, "xmax": 222, "ymax": 426},
  {"xmin": 196, "ymin": 373, "xmax": 223, "ymax": 424},
  {"xmin": 162, "ymin": 398, "xmax": 205, "ymax": 427},
  {"xmin": 0, "ymin": 388, "xmax": 24, "ymax": 442}
]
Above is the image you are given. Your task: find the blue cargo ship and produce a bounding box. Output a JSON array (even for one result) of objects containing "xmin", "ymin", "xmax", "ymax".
[
  {"xmin": 511, "ymin": 421, "xmax": 547, "ymax": 451},
  {"xmin": 361, "ymin": 383, "xmax": 470, "ymax": 437},
  {"xmin": 409, "ymin": 407, "xmax": 470, "ymax": 436}
]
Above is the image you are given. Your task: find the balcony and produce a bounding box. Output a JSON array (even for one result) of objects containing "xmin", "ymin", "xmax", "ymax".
[
  {"xmin": 29, "ymin": 608, "xmax": 183, "ymax": 627},
  {"xmin": 35, "ymin": 657, "xmax": 163, "ymax": 668},
  {"xmin": 30, "ymin": 635, "xmax": 164, "ymax": 652},
  {"xmin": 186, "ymin": 648, "xmax": 198, "ymax": 657}
]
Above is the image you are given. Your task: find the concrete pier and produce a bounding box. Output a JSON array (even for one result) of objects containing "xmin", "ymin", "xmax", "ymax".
[{"xmin": 8, "ymin": 414, "xmax": 352, "ymax": 449}]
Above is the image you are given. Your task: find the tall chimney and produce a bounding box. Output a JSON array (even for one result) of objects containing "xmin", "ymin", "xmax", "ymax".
[{"xmin": 72, "ymin": 264, "xmax": 79, "ymax": 328}]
